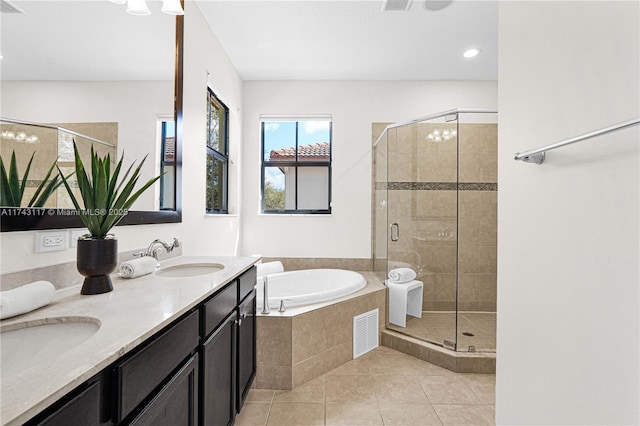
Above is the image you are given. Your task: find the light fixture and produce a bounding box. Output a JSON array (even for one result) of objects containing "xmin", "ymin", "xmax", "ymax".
[
  {"xmin": 108, "ymin": 0, "xmax": 127, "ymax": 4},
  {"xmin": 161, "ymin": 0, "xmax": 184, "ymax": 15},
  {"xmin": 127, "ymin": 0, "xmax": 151, "ymax": 16},
  {"xmin": 1, "ymin": 129, "xmax": 39, "ymax": 143},
  {"xmin": 463, "ymin": 48, "xmax": 481, "ymax": 58},
  {"xmin": 426, "ymin": 128, "xmax": 456, "ymax": 142}
]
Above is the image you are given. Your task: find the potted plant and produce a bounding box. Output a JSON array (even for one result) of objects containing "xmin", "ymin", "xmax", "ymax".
[
  {"xmin": 0, "ymin": 150, "xmax": 69, "ymax": 207},
  {"xmin": 58, "ymin": 142, "xmax": 162, "ymax": 295}
]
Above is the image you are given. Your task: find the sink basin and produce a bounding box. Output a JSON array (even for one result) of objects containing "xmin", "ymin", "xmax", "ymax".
[
  {"xmin": 1, "ymin": 317, "xmax": 100, "ymax": 379},
  {"xmin": 156, "ymin": 262, "xmax": 225, "ymax": 278}
]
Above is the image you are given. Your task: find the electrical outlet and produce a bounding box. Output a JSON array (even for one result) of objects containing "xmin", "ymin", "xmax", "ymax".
[{"xmin": 36, "ymin": 231, "xmax": 69, "ymax": 253}]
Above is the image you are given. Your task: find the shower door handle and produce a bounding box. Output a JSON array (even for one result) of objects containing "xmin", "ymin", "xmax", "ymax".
[{"xmin": 390, "ymin": 222, "xmax": 400, "ymax": 242}]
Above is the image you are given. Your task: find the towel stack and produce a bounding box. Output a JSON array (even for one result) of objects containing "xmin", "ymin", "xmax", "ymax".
[
  {"xmin": 387, "ymin": 268, "xmax": 417, "ymax": 284},
  {"xmin": 256, "ymin": 261, "xmax": 284, "ymax": 286},
  {"xmin": 0, "ymin": 281, "xmax": 56, "ymax": 319},
  {"xmin": 118, "ymin": 257, "xmax": 159, "ymax": 279}
]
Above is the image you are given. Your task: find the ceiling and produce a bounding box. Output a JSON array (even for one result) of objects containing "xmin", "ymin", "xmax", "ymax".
[
  {"xmin": 0, "ymin": 0, "xmax": 497, "ymax": 82},
  {"xmin": 1, "ymin": 1, "xmax": 175, "ymax": 81},
  {"xmin": 195, "ymin": 0, "xmax": 498, "ymax": 81}
]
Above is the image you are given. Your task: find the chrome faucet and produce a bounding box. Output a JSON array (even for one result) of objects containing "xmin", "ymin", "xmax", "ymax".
[
  {"xmin": 140, "ymin": 238, "xmax": 180, "ymax": 260},
  {"xmin": 261, "ymin": 275, "xmax": 270, "ymax": 314}
]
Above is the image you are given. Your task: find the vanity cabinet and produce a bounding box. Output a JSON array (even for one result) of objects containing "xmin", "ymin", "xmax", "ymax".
[
  {"xmin": 129, "ymin": 354, "xmax": 199, "ymax": 426},
  {"xmin": 24, "ymin": 266, "xmax": 256, "ymax": 426},
  {"xmin": 34, "ymin": 380, "xmax": 106, "ymax": 426},
  {"xmin": 236, "ymin": 289, "xmax": 256, "ymax": 412},
  {"xmin": 201, "ymin": 312, "xmax": 236, "ymax": 426},
  {"xmin": 115, "ymin": 310, "xmax": 200, "ymax": 423}
]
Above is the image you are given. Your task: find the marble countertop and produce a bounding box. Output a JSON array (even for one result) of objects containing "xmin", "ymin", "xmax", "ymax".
[{"xmin": 0, "ymin": 255, "xmax": 259, "ymax": 426}]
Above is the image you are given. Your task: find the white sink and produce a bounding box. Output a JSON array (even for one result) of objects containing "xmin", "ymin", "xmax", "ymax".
[
  {"xmin": 1, "ymin": 317, "xmax": 100, "ymax": 379},
  {"xmin": 156, "ymin": 262, "xmax": 225, "ymax": 278}
]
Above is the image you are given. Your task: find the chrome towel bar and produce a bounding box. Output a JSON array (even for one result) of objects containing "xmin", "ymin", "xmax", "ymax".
[{"xmin": 514, "ymin": 117, "xmax": 640, "ymax": 164}]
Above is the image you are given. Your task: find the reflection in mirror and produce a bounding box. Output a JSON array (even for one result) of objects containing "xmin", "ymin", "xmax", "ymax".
[
  {"xmin": 0, "ymin": 119, "xmax": 118, "ymax": 209},
  {"xmin": 0, "ymin": 0, "xmax": 182, "ymax": 231}
]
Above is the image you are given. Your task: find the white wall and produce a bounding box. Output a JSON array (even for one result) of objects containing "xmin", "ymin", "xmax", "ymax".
[
  {"xmin": 1, "ymin": 80, "xmax": 173, "ymax": 211},
  {"xmin": 241, "ymin": 80, "xmax": 497, "ymax": 258},
  {"xmin": 497, "ymin": 2, "xmax": 639, "ymax": 424},
  {"xmin": 0, "ymin": 1, "xmax": 243, "ymax": 273}
]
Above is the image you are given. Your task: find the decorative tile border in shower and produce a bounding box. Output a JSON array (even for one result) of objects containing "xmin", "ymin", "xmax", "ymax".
[{"xmin": 376, "ymin": 182, "xmax": 497, "ymax": 191}]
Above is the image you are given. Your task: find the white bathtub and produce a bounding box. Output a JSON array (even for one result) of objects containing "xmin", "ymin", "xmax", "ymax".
[{"xmin": 256, "ymin": 269, "xmax": 367, "ymax": 309}]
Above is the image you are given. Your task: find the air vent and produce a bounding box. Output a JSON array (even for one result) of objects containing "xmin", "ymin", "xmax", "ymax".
[
  {"xmin": 1, "ymin": 0, "xmax": 26, "ymax": 14},
  {"xmin": 353, "ymin": 309, "xmax": 379, "ymax": 358},
  {"xmin": 381, "ymin": 0, "xmax": 411, "ymax": 12}
]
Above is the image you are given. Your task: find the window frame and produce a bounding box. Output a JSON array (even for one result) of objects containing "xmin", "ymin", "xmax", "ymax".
[
  {"xmin": 260, "ymin": 117, "xmax": 332, "ymax": 215},
  {"xmin": 206, "ymin": 88, "xmax": 229, "ymax": 214}
]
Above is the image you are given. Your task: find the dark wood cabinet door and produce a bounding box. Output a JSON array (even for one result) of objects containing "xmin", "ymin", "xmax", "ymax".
[
  {"xmin": 201, "ymin": 312, "xmax": 236, "ymax": 426},
  {"xmin": 33, "ymin": 381, "xmax": 102, "ymax": 426},
  {"xmin": 129, "ymin": 354, "xmax": 199, "ymax": 426},
  {"xmin": 237, "ymin": 290, "xmax": 256, "ymax": 413}
]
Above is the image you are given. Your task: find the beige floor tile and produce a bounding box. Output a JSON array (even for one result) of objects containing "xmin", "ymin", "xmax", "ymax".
[
  {"xmin": 326, "ymin": 358, "xmax": 369, "ymax": 375},
  {"xmin": 371, "ymin": 375, "xmax": 430, "ymax": 404},
  {"xmin": 432, "ymin": 404, "xmax": 495, "ymax": 425},
  {"xmin": 458, "ymin": 374, "xmax": 495, "ymax": 386},
  {"xmin": 366, "ymin": 352, "xmax": 425, "ymax": 375},
  {"xmin": 325, "ymin": 375, "xmax": 377, "ymax": 404},
  {"xmin": 325, "ymin": 403, "xmax": 384, "ymax": 425},
  {"xmin": 379, "ymin": 403, "xmax": 443, "ymax": 425},
  {"xmin": 422, "ymin": 381, "xmax": 481, "ymax": 405},
  {"xmin": 246, "ymin": 389, "xmax": 276, "ymax": 403},
  {"xmin": 235, "ymin": 402, "xmax": 271, "ymax": 426},
  {"xmin": 273, "ymin": 375, "xmax": 325, "ymax": 403},
  {"xmin": 466, "ymin": 383, "xmax": 495, "ymax": 404},
  {"xmin": 266, "ymin": 402, "xmax": 325, "ymax": 426}
]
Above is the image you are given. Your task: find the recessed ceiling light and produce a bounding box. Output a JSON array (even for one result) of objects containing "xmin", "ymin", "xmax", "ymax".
[{"xmin": 463, "ymin": 48, "xmax": 481, "ymax": 58}]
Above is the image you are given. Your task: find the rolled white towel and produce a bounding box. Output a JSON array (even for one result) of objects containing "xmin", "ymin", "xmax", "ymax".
[
  {"xmin": 118, "ymin": 257, "xmax": 158, "ymax": 279},
  {"xmin": 256, "ymin": 261, "xmax": 284, "ymax": 277},
  {"xmin": 388, "ymin": 268, "xmax": 417, "ymax": 283},
  {"xmin": 0, "ymin": 281, "xmax": 56, "ymax": 319}
]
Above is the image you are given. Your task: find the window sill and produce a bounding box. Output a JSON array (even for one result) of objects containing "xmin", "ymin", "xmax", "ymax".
[{"xmin": 205, "ymin": 213, "xmax": 238, "ymax": 217}]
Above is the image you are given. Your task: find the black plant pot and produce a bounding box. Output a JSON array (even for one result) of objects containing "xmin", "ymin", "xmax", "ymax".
[{"xmin": 77, "ymin": 237, "xmax": 118, "ymax": 295}]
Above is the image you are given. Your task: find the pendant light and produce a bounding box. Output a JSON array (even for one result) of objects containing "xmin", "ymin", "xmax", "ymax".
[
  {"xmin": 161, "ymin": 0, "xmax": 184, "ymax": 15},
  {"xmin": 127, "ymin": 0, "xmax": 151, "ymax": 16}
]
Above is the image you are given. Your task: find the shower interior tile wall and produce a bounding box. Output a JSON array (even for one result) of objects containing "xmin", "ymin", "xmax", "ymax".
[{"xmin": 376, "ymin": 122, "xmax": 497, "ymax": 312}]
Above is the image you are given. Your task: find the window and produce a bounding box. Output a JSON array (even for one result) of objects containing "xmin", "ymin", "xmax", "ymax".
[
  {"xmin": 206, "ymin": 89, "xmax": 229, "ymax": 213},
  {"xmin": 159, "ymin": 120, "xmax": 175, "ymax": 210},
  {"xmin": 261, "ymin": 117, "xmax": 332, "ymax": 214}
]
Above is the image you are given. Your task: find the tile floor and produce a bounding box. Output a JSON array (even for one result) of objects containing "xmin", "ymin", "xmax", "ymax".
[
  {"xmin": 387, "ymin": 312, "xmax": 496, "ymax": 353},
  {"xmin": 237, "ymin": 346, "xmax": 495, "ymax": 425}
]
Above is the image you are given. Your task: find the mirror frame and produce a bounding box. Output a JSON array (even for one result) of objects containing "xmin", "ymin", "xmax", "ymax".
[{"xmin": 0, "ymin": 14, "xmax": 183, "ymax": 232}]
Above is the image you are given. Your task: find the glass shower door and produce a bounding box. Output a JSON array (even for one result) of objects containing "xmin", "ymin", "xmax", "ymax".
[{"xmin": 385, "ymin": 115, "xmax": 459, "ymax": 350}]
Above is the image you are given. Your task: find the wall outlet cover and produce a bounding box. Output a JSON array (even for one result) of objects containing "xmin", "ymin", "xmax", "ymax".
[{"xmin": 35, "ymin": 231, "xmax": 69, "ymax": 253}]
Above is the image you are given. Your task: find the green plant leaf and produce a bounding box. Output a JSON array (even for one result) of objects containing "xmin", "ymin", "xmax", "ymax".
[
  {"xmin": 0, "ymin": 156, "xmax": 17, "ymax": 206},
  {"xmin": 57, "ymin": 141, "xmax": 163, "ymax": 239}
]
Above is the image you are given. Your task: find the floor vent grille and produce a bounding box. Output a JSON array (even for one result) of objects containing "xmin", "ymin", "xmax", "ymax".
[{"xmin": 353, "ymin": 308, "xmax": 379, "ymax": 358}]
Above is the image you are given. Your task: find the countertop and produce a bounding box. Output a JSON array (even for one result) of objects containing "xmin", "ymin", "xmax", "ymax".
[{"xmin": 0, "ymin": 255, "xmax": 260, "ymax": 426}]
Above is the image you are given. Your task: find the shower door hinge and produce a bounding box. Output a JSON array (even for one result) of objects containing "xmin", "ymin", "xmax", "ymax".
[
  {"xmin": 443, "ymin": 340, "xmax": 456, "ymax": 351},
  {"xmin": 444, "ymin": 113, "xmax": 458, "ymax": 122}
]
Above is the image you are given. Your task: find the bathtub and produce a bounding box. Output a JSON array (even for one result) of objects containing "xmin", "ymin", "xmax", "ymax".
[{"xmin": 256, "ymin": 269, "xmax": 367, "ymax": 309}]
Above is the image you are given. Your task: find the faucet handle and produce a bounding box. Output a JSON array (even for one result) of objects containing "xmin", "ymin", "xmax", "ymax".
[
  {"xmin": 133, "ymin": 251, "xmax": 145, "ymax": 258},
  {"xmin": 172, "ymin": 238, "xmax": 180, "ymax": 249}
]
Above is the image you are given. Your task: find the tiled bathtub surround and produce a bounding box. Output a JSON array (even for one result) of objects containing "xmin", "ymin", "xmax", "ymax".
[
  {"xmin": 261, "ymin": 257, "xmax": 371, "ymax": 272},
  {"xmin": 256, "ymin": 272, "xmax": 386, "ymax": 390}
]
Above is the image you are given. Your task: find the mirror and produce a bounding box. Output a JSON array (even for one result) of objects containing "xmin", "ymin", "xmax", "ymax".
[{"xmin": 0, "ymin": 0, "xmax": 183, "ymax": 231}]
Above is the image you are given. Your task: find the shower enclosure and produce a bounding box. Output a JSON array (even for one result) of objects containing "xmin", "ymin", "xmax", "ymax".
[{"xmin": 372, "ymin": 109, "xmax": 497, "ymax": 353}]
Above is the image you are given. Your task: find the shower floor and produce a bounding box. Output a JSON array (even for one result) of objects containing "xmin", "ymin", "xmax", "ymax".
[{"xmin": 387, "ymin": 311, "xmax": 496, "ymax": 352}]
